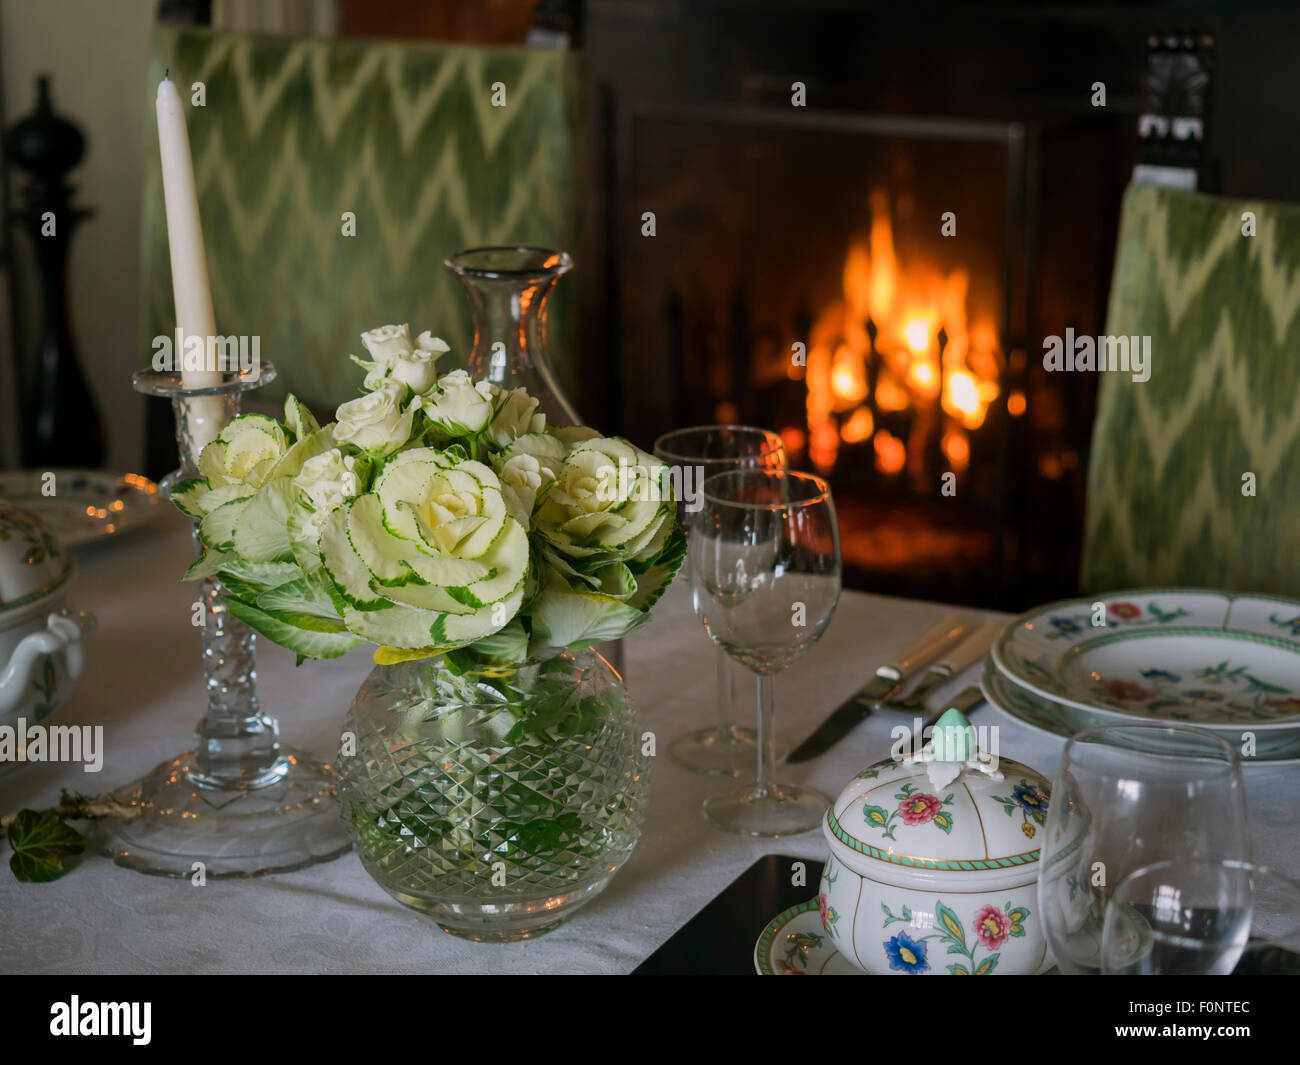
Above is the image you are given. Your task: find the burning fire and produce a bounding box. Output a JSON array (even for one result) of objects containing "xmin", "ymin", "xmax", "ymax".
[{"xmin": 796, "ymin": 189, "xmax": 1002, "ymax": 478}]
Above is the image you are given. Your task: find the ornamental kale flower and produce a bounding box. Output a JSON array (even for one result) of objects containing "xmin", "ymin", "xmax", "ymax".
[
  {"xmin": 320, "ymin": 449, "xmax": 529, "ymax": 651},
  {"xmin": 171, "ymin": 323, "xmax": 685, "ymax": 664}
]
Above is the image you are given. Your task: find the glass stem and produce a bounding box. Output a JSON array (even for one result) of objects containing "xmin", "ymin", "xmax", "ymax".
[
  {"xmin": 714, "ymin": 644, "xmax": 735, "ymax": 735},
  {"xmin": 188, "ymin": 551, "xmax": 285, "ymax": 789},
  {"xmin": 171, "ymin": 392, "xmax": 284, "ymax": 790},
  {"xmin": 755, "ymin": 674, "xmax": 776, "ymax": 798}
]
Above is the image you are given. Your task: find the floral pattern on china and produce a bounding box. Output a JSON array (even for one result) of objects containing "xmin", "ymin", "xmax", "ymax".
[
  {"xmin": 1089, "ymin": 661, "xmax": 1300, "ymax": 724},
  {"xmin": 993, "ymin": 590, "xmax": 1300, "ymax": 727},
  {"xmin": 882, "ymin": 898, "xmax": 1030, "ymax": 975},
  {"xmin": 0, "ymin": 505, "xmax": 69, "ymax": 609},
  {"xmin": 816, "ymin": 709, "xmax": 1054, "ymax": 975}
]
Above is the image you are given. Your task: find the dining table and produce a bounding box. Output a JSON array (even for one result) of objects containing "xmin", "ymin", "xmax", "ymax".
[{"xmin": 3, "ymin": 509, "xmax": 1297, "ymax": 975}]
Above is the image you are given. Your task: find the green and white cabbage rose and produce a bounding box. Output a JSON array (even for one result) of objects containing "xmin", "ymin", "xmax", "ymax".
[{"xmin": 170, "ymin": 324, "xmax": 685, "ymax": 667}]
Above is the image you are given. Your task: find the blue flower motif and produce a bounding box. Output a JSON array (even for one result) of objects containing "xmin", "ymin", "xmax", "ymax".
[
  {"xmin": 883, "ymin": 930, "xmax": 930, "ymax": 974},
  {"xmin": 1012, "ymin": 783, "xmax": 1048, "ymax": 823},
  {"xmin": 1142, "ymin": 669, "xmax": 1180, "ymax": 682},
  {"xmin": 1050, "ymin": 617, "xmax": 1081, "ymax": 635}
]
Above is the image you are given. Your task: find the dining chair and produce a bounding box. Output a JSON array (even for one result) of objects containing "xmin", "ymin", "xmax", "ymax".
[
  {"xmin": 139, "ymin": 23, "xmax": 582, "ymax": 416},
  {"xmin": 1081, "ymin": 183, "xmax": 1300, "ymax": 596}
]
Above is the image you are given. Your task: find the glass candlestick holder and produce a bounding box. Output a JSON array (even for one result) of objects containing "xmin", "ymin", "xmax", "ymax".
[{"xmin": 93, "ymin": 363, "xmax": 351, "ymax": 877}]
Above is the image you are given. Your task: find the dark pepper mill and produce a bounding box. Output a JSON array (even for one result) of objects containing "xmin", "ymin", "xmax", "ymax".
[{"xmin": 6, "ymin": 74, "xmax": 104, "ymax": 468}]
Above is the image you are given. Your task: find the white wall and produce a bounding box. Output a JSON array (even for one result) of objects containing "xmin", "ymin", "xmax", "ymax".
[{"xmin": 3, "ymin": 0, "xmax": 157, "ymax": 471}]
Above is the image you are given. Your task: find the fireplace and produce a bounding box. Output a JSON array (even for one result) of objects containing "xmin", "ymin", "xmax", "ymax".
[
  {"xmin": 585, "ymin": 6, "xmax": 1169, "ymax": 610},
  {"xmin": 612, "ymin": 104, "xmax": 1047, "ymax": 606}
]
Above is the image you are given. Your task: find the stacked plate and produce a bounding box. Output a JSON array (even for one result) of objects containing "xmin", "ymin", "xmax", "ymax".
[{"xmin": 981, "ymin": 589, "xmax": 1300, "ymax": 767}]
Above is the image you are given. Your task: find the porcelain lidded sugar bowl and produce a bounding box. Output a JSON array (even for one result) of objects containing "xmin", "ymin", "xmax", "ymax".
[
  {"xmin": 818, "ymin": 708, "xmax": 1053, "ymax": 975},
  {"xmin": 0, "ymin": 502, "xmax": 90, "ymax": 760}
]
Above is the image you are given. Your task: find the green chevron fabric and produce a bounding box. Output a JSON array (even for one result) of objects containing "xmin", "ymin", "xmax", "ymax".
[
  {"xmin": 1081, "ymin": 183, "xmax": 1300, "ymax": 596},
  {"xmin": 141, "ymin": 25, "xmax": 581, "ymax": 411}
]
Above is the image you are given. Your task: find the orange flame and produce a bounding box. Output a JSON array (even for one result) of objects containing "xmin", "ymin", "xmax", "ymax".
[{"xmin": 800, "ymin": 189, "xmax": 999, "ymax": 477}]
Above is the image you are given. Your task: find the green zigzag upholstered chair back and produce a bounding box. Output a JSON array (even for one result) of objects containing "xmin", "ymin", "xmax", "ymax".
[
  {"xmin": 1081, "ymin": 183, "xmax": 1300, "ymax": 596},
  {"xmin": 141, "ymin": 24, "xmax": 581, "ymax": 412}
]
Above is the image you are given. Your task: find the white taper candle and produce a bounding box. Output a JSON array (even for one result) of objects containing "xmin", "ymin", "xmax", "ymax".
[{"xmin": 156, "ymin": 75, "xmax": 226, "ymax": 455}]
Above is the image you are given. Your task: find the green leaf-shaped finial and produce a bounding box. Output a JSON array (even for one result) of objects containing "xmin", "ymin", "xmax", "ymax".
[{"xmin": 931, "ymin": 706, "xmax": 974, "ymax": 763}]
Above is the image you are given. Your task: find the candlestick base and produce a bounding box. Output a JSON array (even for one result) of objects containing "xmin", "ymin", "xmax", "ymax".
[{"xmin": 93, "ymin": 746, "xmax": 350, "ymax": 878}]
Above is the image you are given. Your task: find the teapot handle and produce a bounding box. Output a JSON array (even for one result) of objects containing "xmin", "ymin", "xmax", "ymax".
[{"xmin": 0, "ymin": 611, "xmax": 92, "ymax": 715}]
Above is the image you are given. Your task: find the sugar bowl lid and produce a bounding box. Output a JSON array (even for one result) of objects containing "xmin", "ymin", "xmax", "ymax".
[
  {"xmin": 0, "ymin": 502, "xmax": 73, "ymax": 613},
  {"xmin": 823, "ymin": 708, "xmax": 1051, "ymax": 884}
]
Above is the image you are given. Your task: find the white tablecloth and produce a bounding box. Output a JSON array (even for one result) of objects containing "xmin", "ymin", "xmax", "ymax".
[{"xmin": 2, "ymin": 513, "xmax": 1297, "ymax": 973}]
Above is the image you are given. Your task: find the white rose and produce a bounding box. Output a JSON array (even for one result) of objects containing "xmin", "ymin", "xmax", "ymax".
[
  {"xmin": 360, "ymin": 324, "xmax": 414, "ymax": 363},
  {"xmin": 415, "ymin": 331, "xmax": 452, "ymax": 357},
  {"xmin": 486, "ymin": 387, "xmax": 547, "ymax": 449},
  {"xmin": 424, "ymin": 370, "xmax": 494, "ymax": 435},
  {"xmin": 334, "ymin": 380, "xmax": 413, "ymax": 455},
  {"xmin": 356, "ymin": 324, "xmax": 415, "ymax": 389},
  {"xmin": 295, "ymin": 448, "xmax": 359, "ymax": 539},
  {"xmin": 391, "ymin": 347, "xmax": 441, "ymax": 393},
  {"xmin": 497, "ymin": 452, "xmax": 551, "ymax": 528}
]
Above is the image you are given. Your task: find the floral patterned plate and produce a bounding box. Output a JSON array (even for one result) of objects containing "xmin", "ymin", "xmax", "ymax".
[
  {"xmin": 754, "ymin": 899, "xmax": 860, "ymax": 975},
  {"xmin": 0, "ymin": 469, "xmax": 162, "ymax": 547},
  {"xmin": 993, "ymin": 590, "xmax": 1300, "ymax": 730},
  {"xmin": 981, "ymin": 657, "xmax": 1300, "ymax": 766}
]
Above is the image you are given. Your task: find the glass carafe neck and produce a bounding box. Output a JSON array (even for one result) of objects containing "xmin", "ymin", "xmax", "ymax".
[{"xmin": 446, "ymin": 245, "xmax": 581, "ymax": 426}]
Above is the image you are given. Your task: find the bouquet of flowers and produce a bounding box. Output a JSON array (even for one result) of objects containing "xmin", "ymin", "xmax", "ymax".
[{"xmin": 171, "ymin": 324, "xmax": 685, "ymax": 668}]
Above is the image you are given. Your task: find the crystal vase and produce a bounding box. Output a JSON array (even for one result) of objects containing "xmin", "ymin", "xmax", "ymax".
[{"xmin": 336, "ymin": 648, "xmax": 649, "ymax": 941}]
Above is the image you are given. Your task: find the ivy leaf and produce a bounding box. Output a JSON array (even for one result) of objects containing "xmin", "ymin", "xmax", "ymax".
[{"xmin": 6, "ymin": 809, "xmax": 89, "ymax": 882}]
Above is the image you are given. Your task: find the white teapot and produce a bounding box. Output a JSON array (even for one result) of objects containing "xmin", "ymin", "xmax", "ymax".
[
  {"xmin": 0, "ymin": 503, "xmax": 90, "ymax": 762},
  {"xmin": 817, "ymin": 707, "xmax": 1053, "ymax": 974}
]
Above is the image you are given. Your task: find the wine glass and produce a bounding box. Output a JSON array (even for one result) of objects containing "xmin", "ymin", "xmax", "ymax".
[
  {"xmin": 689, "ymin": 468, "xmax": 841, "ymax": 836},
  {"xmin": 653, "ymin": 425, "xmax": 786, "ymax": 776},
  {"xmin": 1038, "ymin": 724, "xmax": 1249, "ymax": 974},
  {"xmin": 1101, "ymin": 859, "xmax": 1254, "ymax": 974}
]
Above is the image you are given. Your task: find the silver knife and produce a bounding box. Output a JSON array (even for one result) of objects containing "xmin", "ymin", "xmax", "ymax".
[{"xmin": 786, "ymin": 614, "xmax": 969, "ymax": 763}]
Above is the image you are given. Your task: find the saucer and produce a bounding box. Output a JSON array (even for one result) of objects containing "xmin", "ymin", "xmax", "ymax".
[{"xmin": 754, "ymin": 899, "xmax": 859, "ymax": 975}]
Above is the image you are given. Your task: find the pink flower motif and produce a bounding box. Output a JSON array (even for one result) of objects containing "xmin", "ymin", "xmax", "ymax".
[
  {"xmin": 899, "ymin": 793, "xmax": 943, "ymax": 825},
  {"xmin": 818, "ymin": 893, "xmax": 830, "ymax": 930},
  {"xmin": 974, "ymin": 905, "xmax": 1010, "ymax": 949},
  {"xmin": 1109, "ymin": 602, "xmax": 1141, "ymax": 620},
  {"xmin": 1106, "ymin": 679, "xmax": 1153, "ymax": 701}
]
